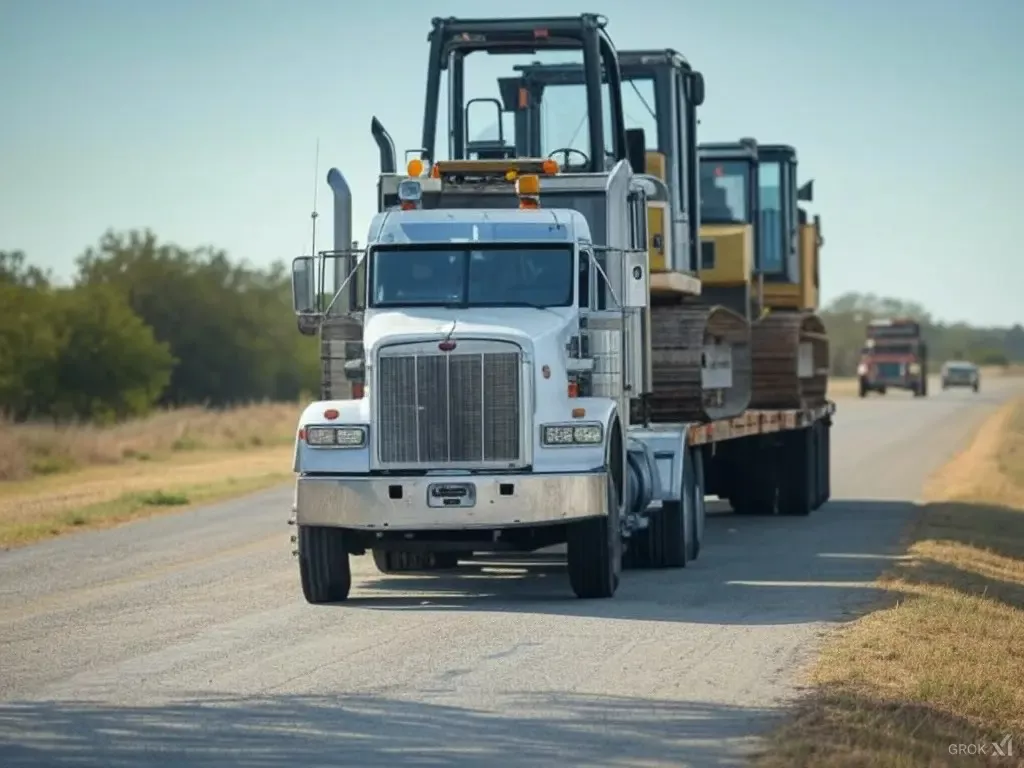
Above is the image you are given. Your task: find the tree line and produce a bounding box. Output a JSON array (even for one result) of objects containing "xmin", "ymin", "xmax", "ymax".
[
  {"xmin": 820, "ymin": 292, "xmax": 1024, "ymax": 376},
  {"xmin": 1, "ymin": 230, "xmax": 1021, "ymax": 422},
  {"xmin": 1, "ymin": 230, "xmax": 319, "ymax": 423}
]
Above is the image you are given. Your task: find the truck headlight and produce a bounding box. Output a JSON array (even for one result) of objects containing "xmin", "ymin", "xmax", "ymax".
[
  {"xmin": 908, "ymin": 363, "xmax": 921, "ymax": 375},
  {"xmin": 305, "ymin": 425, "xmax": 367, "ymax": 448},
  {"xmin": 542, "ymin": 422, "xmax": 603, "ymax": 446}
]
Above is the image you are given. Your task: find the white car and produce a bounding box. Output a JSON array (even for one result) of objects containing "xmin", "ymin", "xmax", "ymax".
[{"xmin": 940, "ymin": 361, "xmax": 980, "ymax": 392}]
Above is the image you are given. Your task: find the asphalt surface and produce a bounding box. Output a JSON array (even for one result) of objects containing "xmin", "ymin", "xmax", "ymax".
[{"xmin": 0, "ymin": 376, "xmax": 1020, "ymax": 767}]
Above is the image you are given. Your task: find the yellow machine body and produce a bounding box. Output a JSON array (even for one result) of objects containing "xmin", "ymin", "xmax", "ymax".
[
  {"xmin": 644, "ymin": 151, "xmax": 670, "ymax": 272},
  {"xmin": 760, "ymin": 219, "xmax": 821, "ymax": 311},
  {"xmin": 698, "ymin": 224, "xmax": 753, "ymax": 287}
]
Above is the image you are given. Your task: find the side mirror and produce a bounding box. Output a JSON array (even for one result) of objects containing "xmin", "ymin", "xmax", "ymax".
[
  {"xmin": 625, "ymin": 128, "xmax": 646, "ymax": 175},
  {"xmin": 291, "ymin": 256, "xmax": 318, "ymax": 314},
  {"xmin": 689, "ymin": 71, "xmax": 706, "ymax": 107}
]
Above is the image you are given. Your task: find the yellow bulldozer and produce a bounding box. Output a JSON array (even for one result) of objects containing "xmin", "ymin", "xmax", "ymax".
[
  {"xmin": 698, "ymin": 138, "xmax": 828, "ymax": 408},
  {"xmin": 501, "ymin": 51, "xmax": 828, "ymax": 412}
]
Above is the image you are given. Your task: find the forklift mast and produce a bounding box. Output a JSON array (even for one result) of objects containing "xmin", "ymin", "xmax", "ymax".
[{"xmin": 418, "ymin": 14, "xmax": 629, "ymax": 174}]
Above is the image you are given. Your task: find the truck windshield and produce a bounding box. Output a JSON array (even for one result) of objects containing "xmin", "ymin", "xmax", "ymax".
[
  {"xmin": 370, "ymin": 244, "xmax": 575, "ymax": 309},
  {"xmin": 699, "ymin": 160, "xmax": 749, "ymax": 223},
  {"xmin": 865, "ymin": 342, "xmax": 915, "ymax": 355}
]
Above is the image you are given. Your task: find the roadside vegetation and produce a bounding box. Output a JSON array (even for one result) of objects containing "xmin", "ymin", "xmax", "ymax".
[{"xmin": 757, "ymin": 395, "xmax": 1024, "ymax": 767}]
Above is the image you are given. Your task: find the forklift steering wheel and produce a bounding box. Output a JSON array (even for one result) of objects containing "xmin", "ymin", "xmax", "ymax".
[{"xmin": 548, "ymin": 147, "xmax": 590, "ymax": 169}]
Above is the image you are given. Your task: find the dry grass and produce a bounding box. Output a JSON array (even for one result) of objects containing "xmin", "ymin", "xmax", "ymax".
[
  {"xmin": 0, "ymin": 402, "xmax": 302, "ymax": 548},
  {"xmin": 757, "ymin": 395, "xmax": 1024, "ymax": 768},
  {"xmin": 0, "ymin": 447, "xmax": 294, "ymax": 548},
  {"xmin": 0, "ymin": 402, "xmax": 301, "ymax": 481},
  {"xmin": 828, "ymin": 377, "xmax": 859, "ymax": 398}
]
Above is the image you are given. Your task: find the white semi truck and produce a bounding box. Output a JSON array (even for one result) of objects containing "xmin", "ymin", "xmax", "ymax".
[{"xmin": 287, "ymin": 14, "xmax": 834, "ymax": 602}]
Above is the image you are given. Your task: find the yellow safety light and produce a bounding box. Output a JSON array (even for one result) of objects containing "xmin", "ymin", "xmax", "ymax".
[
  {"xmin": 516, "ymin": 174, "xmax": 541, "ymax": 209},
  {"xmin": 407, "ymin": 158, "xmax": 424, "ymax": 177},
  {"xmin": 516, "ymin": 174, "xmax": 540, "ymax": 195},
  {"xmin": 541, "ymin": 158, "xmax": 559, "ymax": 175}
]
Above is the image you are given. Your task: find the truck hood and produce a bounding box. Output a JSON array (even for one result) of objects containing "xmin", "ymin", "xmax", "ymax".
[{"xmin": 363, "ymin": 306, "xmax": 577, "ymax": 354}]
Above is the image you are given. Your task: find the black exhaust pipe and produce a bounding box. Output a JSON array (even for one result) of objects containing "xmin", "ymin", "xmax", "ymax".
[{"xmin": 370, "ymin": 117, "xmax": 396, "ymax": 174}]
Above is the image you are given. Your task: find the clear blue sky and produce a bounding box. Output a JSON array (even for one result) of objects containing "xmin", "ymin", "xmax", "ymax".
[{"xmin": 2, "ymin": 0, "xmax": 1021, "ymax": 326}]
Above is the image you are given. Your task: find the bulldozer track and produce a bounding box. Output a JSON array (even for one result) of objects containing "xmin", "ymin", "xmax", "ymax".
[
  {"xmin": 647, "ymin": 301, "xmax": 753, "ymax": 423},
  {"xmin": 750, "ymin": 311, "xmax": 829, "ymax": 410}
]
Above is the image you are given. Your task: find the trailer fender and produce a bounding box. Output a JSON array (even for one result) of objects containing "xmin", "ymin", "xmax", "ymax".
[
  {"xmin": 627, "ymin": 426, "xmax": 690, "ymax": 503},
  {"xmin": 625, "ymin": 438, "xmax": 661, "ymax": 521}
]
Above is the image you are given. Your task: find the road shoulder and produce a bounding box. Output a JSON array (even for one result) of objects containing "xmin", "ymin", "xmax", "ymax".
[{"xmin": 754, "ymin": 395, "xmax": 1024, "ymax": 767}]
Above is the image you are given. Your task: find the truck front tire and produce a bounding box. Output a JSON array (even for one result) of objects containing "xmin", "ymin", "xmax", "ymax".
[
  {"xmin": 298, "ymin": 525, "xmax": 351, "ymax": 604},
  {"xmin": 567, "ymin": 468, "xmax": 622, "ymax": 599}
]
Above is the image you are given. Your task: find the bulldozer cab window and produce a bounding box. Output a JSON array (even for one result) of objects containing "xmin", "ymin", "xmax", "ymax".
[
  {"xmin": 699, "ymin": 160, "xmax": 749, "ymax": 224},
  {"xmin": 758, "ymin": 161, "xmax": 785, "ymax": 274},
  {"xmin": 535, "ymin": 80, "xmax": 617, "ymax": 169},
  {"xmin": 621, "ymin": 76, "xmax": 658, "ymax": 150}
]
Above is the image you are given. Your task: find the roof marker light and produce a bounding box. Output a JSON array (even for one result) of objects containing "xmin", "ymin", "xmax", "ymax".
[{"xmin": 398, "ymin": 178, "xmax": 422, "ymax": 210}]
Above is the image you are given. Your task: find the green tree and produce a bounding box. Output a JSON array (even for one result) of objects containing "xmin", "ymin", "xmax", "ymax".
[
  {"xmin": 49, "ymin": 284, "xmax": 176, "ymax": 422},
  {"xmin": 74, "ymin": 229, "xmax": 318, "ymax": 406},
  {"xmin": 0, "ymin": 282, "xmax": 62, "ymax": 419}
]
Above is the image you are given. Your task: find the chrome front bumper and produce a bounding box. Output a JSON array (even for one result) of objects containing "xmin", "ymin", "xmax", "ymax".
[{"xmin": 294, "ymin": 472, "xmax": 608, "ymax": 530}]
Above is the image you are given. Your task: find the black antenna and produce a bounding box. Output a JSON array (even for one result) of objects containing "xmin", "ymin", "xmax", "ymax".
[{"xmin": 310, "ymin": 138, "xmax": 320, "ymax": 257}]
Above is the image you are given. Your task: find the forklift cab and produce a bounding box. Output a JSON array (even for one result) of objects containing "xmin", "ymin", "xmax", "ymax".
[{"xmin": 500, "ymin": 49, "xmax": 706, "ymax": 276}]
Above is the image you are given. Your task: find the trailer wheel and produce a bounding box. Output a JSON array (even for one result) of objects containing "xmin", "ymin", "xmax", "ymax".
[
  {"xmin": 730, "ymin": 437, "xmax": 776, "ymax": 516},
  {"xmin": 817, "ymin": 420, "xmax": 832, "ymax": 508},
  {"xmin": 778, "ymin": 427, "xmax": 814, "ymax": 517},
  {"xmin": 298, "ymin": 525, "xmax": 351, "ymax": 604},
  {"xmin": 686, "ymin": 447, "xmax": 705, "ymax": 562}
]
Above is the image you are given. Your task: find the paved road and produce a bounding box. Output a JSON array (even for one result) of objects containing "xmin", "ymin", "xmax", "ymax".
[{"xmin": 0, "ymin": 377, "xmax": 1020, "ymax": 767}]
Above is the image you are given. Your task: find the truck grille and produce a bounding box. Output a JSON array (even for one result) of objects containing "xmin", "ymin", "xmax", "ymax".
[
  {"xmin": 377, "ymin": 346, "xmax": 522, "ymax": 465},
  {"xmin": 876, "ymin": 362, "xmax": 903, "ymax": 379}
]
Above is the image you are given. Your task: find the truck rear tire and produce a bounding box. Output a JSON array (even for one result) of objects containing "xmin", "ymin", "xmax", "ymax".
[
  {"xmin": 686, "ymin": 447, "xmax": 705, "ymax": 562},
  {"xmin": 625, "ymin": 451, "xmax": 696, "ymax": 569},
  {"xmin": 567, "ymin": 473, "xmax": 621, "ymax": 599},
  {"xmin": 778, "ymin": 427, "xmax": 815, "ymax": 517},
  {"xmin": 298, "ymin": 525, "xmax": 351, "ymax": 604}
]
